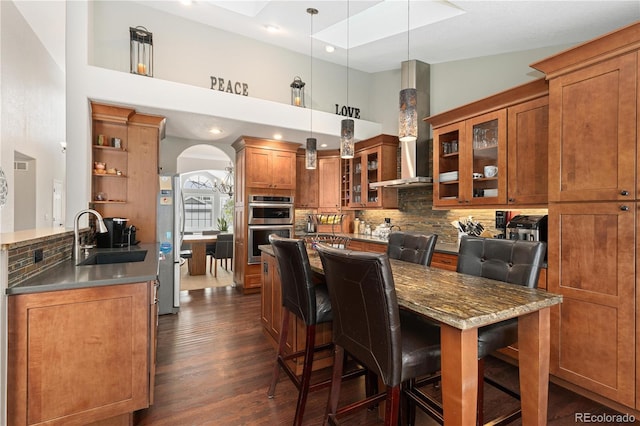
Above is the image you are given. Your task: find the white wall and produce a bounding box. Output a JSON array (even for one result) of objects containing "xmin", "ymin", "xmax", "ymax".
[
  {"xmin": 91, "ymin": 0, "xmax": 375, "ymax": 121},
  {"xmin": 0, "ymin": 0, "xmax": 66, "ymax": 233}
]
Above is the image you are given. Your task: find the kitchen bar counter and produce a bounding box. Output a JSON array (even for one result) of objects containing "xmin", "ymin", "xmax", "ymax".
[
  {"xmin": 260, "ymin": 243, "xmax": 561, "ymax": 424},
  {"xmin": 5, "ymin": 243, "xmax": 159, "ymax": 295}
]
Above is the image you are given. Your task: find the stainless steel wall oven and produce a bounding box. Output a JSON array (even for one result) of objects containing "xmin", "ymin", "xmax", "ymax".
[
  {"xmin": 248, "ymin": 195, "xmax": 294, "ymax": 225},
  {"xmin": 247, "ymin": 195, "xmax": 294, "ymax": 264}
]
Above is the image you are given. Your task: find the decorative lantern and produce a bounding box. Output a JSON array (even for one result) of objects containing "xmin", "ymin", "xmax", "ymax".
[
  {"xmin": 130, "ymin": 26, "xmax": 153, "ymax": 77},
  {"xmin": 290, "ymin": 76, "xmax": 305, "ymax": 107},
  {"xmin": 340, "ymin": 119, "xmax": 355, "ymax": 159},
  {"xmin": 399, "ymin": 88, "xmax": 418, "ymax": 142}
]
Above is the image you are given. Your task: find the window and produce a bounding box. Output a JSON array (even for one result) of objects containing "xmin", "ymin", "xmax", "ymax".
[{"xmin": 182, "ymin": 173, "xmax": 231, "ymax": 232}]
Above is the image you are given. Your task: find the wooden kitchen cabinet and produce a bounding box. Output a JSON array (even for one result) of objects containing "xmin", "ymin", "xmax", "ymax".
[
  {"xmin": 427, "ymin": 79, "xmax": 548, "ymax": 209},
  {"xmin": 432, "ymin": 110, "xmax": 507, "ymax": 207},
  {"xmin": 430, "ymin": 251, "xmax": 458, "ymax": 271},
  {"xmin": 295, "ymin": 151, "xmax": 318, "ymax": 208},
  {"xmin": 530, "ymin": 22, "xmax": 640, "ymax": 410},
  {"xmin": 260, "ymin": 251, "xmax": 333, "ymax": 374},
  {"xmin": 8, "ymin": 282, "xmax": 154, "ymax": 425},
  {"xmin": 547, "ymin": 52, "xmax": 636, "ymax": 203},
  {"xmin": 295, "ymin": 149, "xmax": 342, "ymax": 212},
  {"xmin": 506, "ymin": 96, "xmax": 549, "ymax": 205},
  {"xmin": 547, "ymin": 202, "xmax": 635, "ymax": 407},
  {"xmin": 343, "ymin": 134, "xmax": 399, "ymax": 209},
  {"xmin": 232, "ymin": 136, "xmax": 299, "ymax": 294},
  {"xmin": 318, "ymin": 152, "xmax": 341, "ymax": 212},
  {"xmin": 91, "ymin": 102, "xmax": 165, "ymax": 244},
  {"xmin": 243, "ymin": 138, "xmax": 297, "ymax": 190},
  {"xmin": 347, "ymin": 239, "xmax": 387, "ymax": 253}
]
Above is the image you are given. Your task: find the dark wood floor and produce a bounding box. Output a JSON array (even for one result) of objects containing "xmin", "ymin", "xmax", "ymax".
[{"xmin": 135, "ymin": 287, "xmax": 637, "ymax": 425}]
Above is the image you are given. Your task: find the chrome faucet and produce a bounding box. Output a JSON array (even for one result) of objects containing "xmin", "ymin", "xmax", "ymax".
[{"xmin": 74, "ymin": 208, "xmax": 108, "ymax": 260}]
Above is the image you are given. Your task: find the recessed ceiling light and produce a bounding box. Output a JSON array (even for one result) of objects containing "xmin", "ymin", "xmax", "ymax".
[
  {"xmin": 273, "ymin": 133, "xmax": 283, "ymax": 140},
  {"xmin": 320, "ymin": 143, "xmax": 328, "ymax": 148},
  {"xmin": 325, "ymin": 45, "xmax": 335, "ymax": 53},
  {"xmin": 265, "ymin": 25, "xmax": 280, "ymax": 33},
  {"xmin": 209, "ymin": 128, "xmax": 223, "ymax": 135},
  {"xmin": 179, "ymin": 0, "xmax": 192, "ymax": 5}
]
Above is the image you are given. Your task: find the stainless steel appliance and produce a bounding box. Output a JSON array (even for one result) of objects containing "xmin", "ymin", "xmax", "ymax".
[
  {"xmin": 247, "ymin": 194, "xmax": 294, "ymax": 264},
  {"xmin": 156, "ymin": 175, "xmax": 184, "ymax": 315},
  {"xmin": 247, "ymin": 224, "xmax": 293, "ymax": 264},
  {"xmin": 507, "ymin": 215, "xmax": 548, "ymax": 242},
  {"xmin": 248, "ymin": 194, "xmax": 294, "ymax": 225}
]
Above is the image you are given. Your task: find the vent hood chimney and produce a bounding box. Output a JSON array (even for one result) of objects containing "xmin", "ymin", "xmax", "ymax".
[{"xmin": 370, "ymin": 60, "xmax": 432, "ymax": 189}]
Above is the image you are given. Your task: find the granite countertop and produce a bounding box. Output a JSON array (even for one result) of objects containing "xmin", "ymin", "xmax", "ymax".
[
  {"xmin": 259, "ymin": 244, "xmax": 561, "ymax": 329},
  {"xmin": 297, "ymin": 232, "xmax": 460, "ymax": 255},
  {"xmin": 6, "ymin": 243, "xmax": 160, "ymax": 296},
  {"xmin": 306, "ymin": 251, "xmax": 561, "ymax": 330}
]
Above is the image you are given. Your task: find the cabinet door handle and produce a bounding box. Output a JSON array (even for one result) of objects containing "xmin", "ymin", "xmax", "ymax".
[
  {"xmin": 263, "ymin": 262, "xmax": 268, "ymax": 273},
  {"xmin": 620, "ymin": 205, "xmax": 630, "ymax": 211},
  {"xmin": 508, "ymin": 198, "xmax": 515, "ymax": 203},
  {"xmin": 620, "ymin": 190, "xmax": 629, "ymax": 196}
]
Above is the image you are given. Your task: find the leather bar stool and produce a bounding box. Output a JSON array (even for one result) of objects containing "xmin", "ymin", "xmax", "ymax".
[
  {"xmin": 267, "ymin": 235, "xmax": 365, "ymax": 426},
  {"xmin": 386, "ymin": 232, "xmax": 438, "ymax": 266},
  {"xmin": 315, "ymin": 244, "xmax": 442, "ymax": 426},
  {"xmin": 407, "ymin": 235, "xmax": 547, "ymax": 426}
]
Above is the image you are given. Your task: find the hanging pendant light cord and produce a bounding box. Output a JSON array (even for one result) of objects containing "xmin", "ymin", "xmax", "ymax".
[
  {"xmin": 309, "ymin": 8, "xmax": 314, "ymax": 138},
  {"xmin": 407, "ymin": 0, "xmax": 410, "ymax": 63},
  {"xmin": 346, "ymin": 1, "xmax": 349, "ymax": 109}
]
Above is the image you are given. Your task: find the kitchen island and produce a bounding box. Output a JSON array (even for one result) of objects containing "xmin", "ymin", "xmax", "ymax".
[
  {"xmin": 260, "ymin": 243, "xmax": 562, "ymax": 425},
  {"xmin": 6, "ymin": 244, "xmax": 159, "ymax": 426}
]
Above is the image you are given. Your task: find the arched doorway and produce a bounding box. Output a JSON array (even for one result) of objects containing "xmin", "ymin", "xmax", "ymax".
[{"xmin": 177, "ymin": 144, "xmax": 233, "ymax": 234}]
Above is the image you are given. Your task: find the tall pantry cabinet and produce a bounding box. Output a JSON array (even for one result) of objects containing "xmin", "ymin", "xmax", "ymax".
[{"xmin": 531, "ymin": 22, "xmax": 640, "ymax": 409}]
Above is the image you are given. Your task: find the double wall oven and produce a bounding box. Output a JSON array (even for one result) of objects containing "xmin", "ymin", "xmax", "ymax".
[{"xmin": 247, "ymin": 195, "xmax": 294, "ymax": 264}]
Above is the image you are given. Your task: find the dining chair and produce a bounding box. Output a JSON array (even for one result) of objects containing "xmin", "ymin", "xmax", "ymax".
[
  {"xmin": 408, "ymin": 235, "xmax": 547, "ymax": 426},
  {"xmin": 267, "ymin": 235, "xmax": 365, "ymax": 426},
  {"xmin": 179, "ymin": 242, "xmax": 192, "ymax": 267},
  {"xmin": 304, "ymin": 233, "xmax": 350, "ymax": 249},
  {"xmin": 209, "ymin": 233, "xmax": 233, "ymax": 276},
  {"xmin": 386, "ymin": 232, "xmax": 438, "ymax": 266},
  {"xmin": 315, "ymin": 243, "xmax": 442, "ymax": 426}
]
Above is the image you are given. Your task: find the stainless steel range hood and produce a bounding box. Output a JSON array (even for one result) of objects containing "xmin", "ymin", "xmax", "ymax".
[{"xmin": 370, "ymin": 60, "xmax": 432, "ymax": 189}]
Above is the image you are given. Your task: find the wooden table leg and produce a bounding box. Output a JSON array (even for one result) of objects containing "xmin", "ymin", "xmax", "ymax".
[
  {"xmin": 188, "ymin": 242, "xmax": 207, "ymax": 276},
  {"xmin": 518, "ymin": 307, "xmax": 551, "ymax": 426},
  {"xmin": 440, "ymin": 324, "xmax": 478, "ymax": 426}
]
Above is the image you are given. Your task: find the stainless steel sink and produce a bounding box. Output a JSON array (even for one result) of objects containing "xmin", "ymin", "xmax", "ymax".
[{"xmin": 77, "ymin": 250, "xmax": 148, "ymax": 266}]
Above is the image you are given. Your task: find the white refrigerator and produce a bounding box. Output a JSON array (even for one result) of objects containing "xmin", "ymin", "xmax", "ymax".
[{"xmin": 157, "ymin": 175, "xmax": 183, "ymax": 315}]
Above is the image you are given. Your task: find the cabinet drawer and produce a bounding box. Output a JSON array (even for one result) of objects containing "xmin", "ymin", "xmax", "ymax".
[{"xmin": 431, "ymin": 252, "xmax": 458, "ymax": 271}]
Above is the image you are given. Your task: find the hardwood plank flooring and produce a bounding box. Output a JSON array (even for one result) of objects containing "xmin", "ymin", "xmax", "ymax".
[{"xmin": 135, "ymin": 287, "xmax": 637, "ymax": 425}]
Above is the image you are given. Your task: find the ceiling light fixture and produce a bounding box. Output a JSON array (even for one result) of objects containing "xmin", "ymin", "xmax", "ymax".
[
  {"xmin": 325, "ymin": 45, "xmax": 335, "ymax": 53},
  {"xmin": 273, "ymin": 133, "xmax": 283, "ymax": 140},
  {"xmin": 306, "ymin": 7, "xmax": 318, "ymax": 170},
  {"xmin": 209, "ymin": 128, "xmax": 222, "ymax": 135},
  {"xmin": 213, "ymin": 163, "xmax": 234, "ymax": 197},
  {"xmin": 265, "ymin": 24, "xmax": 280, "ymax": 33},
  {"xmin": 340, "ymin": 1, "xmax": 354, "ymax": 159},
  {"xmin": 399, "ymin": 0, "xmax": 417, "ymax": 143}
]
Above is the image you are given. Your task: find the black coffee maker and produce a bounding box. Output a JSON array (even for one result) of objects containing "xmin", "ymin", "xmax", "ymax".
[{"xmin": 97, "ymin": 217, "xmax": 131, "ymax": 248}]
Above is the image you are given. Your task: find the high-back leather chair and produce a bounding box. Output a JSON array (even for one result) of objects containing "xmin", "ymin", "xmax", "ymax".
[
  {"xmin": 267, "ymin": 235, "xmax": 365, "ymax": 426},
  {"xmin": 386, "ymin": 232, "xmax": 438, "ymax": 266},
  {"xmin": 209, "ymin": 233, "xmax": 233, "ymax": 276},
  {"xmin": 458, "ymin": 235, "xmax": 546, "ymax": 425},
  {"xmin": 315, "ymin": 243, "xmax": 442, "ymax": 426}
]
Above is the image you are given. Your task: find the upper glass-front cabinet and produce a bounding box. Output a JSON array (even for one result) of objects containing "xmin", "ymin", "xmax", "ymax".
[{"xmin": 433, "ymin": 110, "xmax": 506, "ymax": 207}]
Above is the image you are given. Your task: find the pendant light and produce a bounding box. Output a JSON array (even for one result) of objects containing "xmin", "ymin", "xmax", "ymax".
[
  {"xmin": 340, "ymin": 1, "xmax": 355, "ymax": 159},
  {"xmin": 398, "ymin": 0, "xmax": 417, "ymax": 143},
  {"xmin": 306, "ymin": 8, "xmax": 318, "ymax": 169}
]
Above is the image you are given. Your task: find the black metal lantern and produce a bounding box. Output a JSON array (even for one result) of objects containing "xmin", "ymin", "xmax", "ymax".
[
  {"xmin": 290, "ymin": 76, "xmax": 305, "ymax": 107},
  {"xmin": 130, "ymin": 26, "xmax": 153, "ymax": 77}
]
